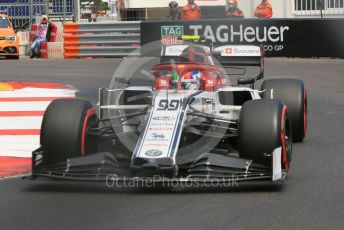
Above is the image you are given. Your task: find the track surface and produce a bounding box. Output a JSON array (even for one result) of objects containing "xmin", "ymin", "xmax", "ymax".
[{"xmin": 0, "ymin": 58, "xmax": 343, "ymax": 230}]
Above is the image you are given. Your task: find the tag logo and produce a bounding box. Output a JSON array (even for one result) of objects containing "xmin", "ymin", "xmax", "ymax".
[
  {"xmin": 161, "ymin": 26, "xmax": 184, "ymax": 45},
  {"xmin": 161, "ymin": 26, "xmax": 183, "ymax": 36}
]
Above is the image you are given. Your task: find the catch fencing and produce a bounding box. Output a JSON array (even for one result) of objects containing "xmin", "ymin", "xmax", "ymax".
[
  {"xmin": 63, "ymin": 21, "xmax": 141, "ymax": 58},
  {"xmin": 0, "ymin": 0, "xmax": 74, "ymax": 30},
  {"xmin": 294, "ymin": 0, "xmax": 344, "ymax": 16},
  {"xmin": 0, "ymin": 0, "xmax": 47, "ymax": 29}
]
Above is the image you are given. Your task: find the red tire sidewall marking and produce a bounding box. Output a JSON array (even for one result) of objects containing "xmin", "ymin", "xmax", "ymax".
[
  {"xmin": 304, "ymin": 87, "xmax": 308, "ymax": 137},
  {"xmin": 281, "ymin": 105, "xmax": 289, "ymax": 171},
  {"xmin": 81, "ymin": 108, "xmax": 96, "ymax": 156}
]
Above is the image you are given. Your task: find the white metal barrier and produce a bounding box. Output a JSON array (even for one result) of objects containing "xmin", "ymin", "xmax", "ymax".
[{"xmin": 63, "ymin": 21, "xmax": 141, "ymax": 58}]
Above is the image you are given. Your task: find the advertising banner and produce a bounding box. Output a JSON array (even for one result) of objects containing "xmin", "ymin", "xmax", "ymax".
[{"xmin": 141, "ymin": 19, "xmax": 344, "ymax": 57}]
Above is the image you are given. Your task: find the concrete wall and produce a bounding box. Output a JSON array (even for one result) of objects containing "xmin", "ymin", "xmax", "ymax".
[
  {"xmin": 124, "ymin": 0, "xmax": 344, "ymax": 18},
  {"xmin": 124, "ymin": 0, "xmax": 226, "ymax": 8},
  {"xmin": 235, "ymin": 0, "xmax": 344, "ymax": 18}
]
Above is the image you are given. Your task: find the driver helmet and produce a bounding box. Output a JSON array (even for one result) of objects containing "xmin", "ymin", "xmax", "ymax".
[{"xmin": 183, "ymin": 70, "xmax": 201, "ymax": 90}]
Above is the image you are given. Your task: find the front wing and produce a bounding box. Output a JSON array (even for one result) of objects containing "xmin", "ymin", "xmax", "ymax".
[{"xmin": 26, "ymin": 147, "xmax": 286, "ymax": 185}]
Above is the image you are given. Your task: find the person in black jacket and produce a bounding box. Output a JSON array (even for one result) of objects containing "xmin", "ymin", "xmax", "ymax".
[
  {"xmin": 168, "ymin": 1, "xmax": 180, "ymax": 20},
  {"xmin": 226, "ymin": 0, "xmax": 244, "ymax": 18},
  {"xmin": 30, "ymin": 15, "xmax": 53, "ymax": 58}
]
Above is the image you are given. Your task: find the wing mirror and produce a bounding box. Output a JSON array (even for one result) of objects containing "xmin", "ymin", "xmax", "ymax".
[{"xmin": 237, "ymin": 77, "xmax": 255, "ymax": 85}]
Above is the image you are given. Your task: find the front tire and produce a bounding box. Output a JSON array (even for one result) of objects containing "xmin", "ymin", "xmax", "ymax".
[
  {"xmin": 261, "ymin": 79, "xmax": 307, "ymax": 142},
  {"xmin": 41, "ymin": 99, "xmax": 97, "ymax": 165},
  {"xmin": 238, "ymin": 99, "xmax": 292, "ymax": 170}
]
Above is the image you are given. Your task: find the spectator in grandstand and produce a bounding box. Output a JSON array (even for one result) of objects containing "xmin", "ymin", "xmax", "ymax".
[
  {"xmin": 30, "ymin": 15, "xmax": 53, "ymax": 58},
  {"xmin": 181, "ymin": 0, "xmax": 201, "ymax": 20},
  {"xmin": 168, "ymin": 1, "xmax": 180, "ymax": 20},
  {"xmin": 254, "ymin": 0, "xmax": 273, "ymax": 18},
  {"xmin": 226, "ymin": 0, "xmax": 244, "ymax": 18}
]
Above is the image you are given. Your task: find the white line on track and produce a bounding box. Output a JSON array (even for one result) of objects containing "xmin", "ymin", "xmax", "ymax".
[
  {"xmin": 0, "ymin": 135, "xmax": 40, "ymax": 157},
  {"xmin": 0, "ymin": 88, "xmax": 76, "ymax": 98},
  {"xmin": 0, "ymin": 101, "xmax": 51, "ymax": 111},
  {"xmin": 0, "ymin": 117, "xmax": 43, "ymax": 130}
]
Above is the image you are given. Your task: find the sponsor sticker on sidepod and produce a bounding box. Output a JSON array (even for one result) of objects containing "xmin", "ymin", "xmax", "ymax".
[{"xmin": 214, "ymin": 45, "xmax": 261, "ymax": 57}]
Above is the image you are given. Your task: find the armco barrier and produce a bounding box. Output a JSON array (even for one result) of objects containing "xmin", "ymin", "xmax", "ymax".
[
  {"xmin": 63, "ymin": 22, "xmax": 141, "ymax": 58},
  {"xmin": 141, "ymin": 19, "xmax": 344, "ymax": 58}
]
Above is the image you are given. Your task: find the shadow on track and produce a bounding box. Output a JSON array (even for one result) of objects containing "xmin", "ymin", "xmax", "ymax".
[{"xmin": 22, "ymin": 178, "xmax": 285, "ymax": 194}]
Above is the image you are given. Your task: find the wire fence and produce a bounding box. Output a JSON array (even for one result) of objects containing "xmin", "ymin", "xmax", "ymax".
[
  {"xmin": 294, "ymin": 0, "xmax": 344, "ymax": 16},
  {"xmin": 48, "ymin": 0, "xmax": 74, "ymax": 15},
  {"xmin": 0, "ymin": 0, "xmax": 74, "ymax": 30},
  {"xmin": 119, "ymin": 6, "xmax": 227, "ymax": 21}
]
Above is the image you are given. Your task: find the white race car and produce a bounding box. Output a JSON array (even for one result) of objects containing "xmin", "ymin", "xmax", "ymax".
[{"xmin": 29, "ymin": 37, "xmax": 307, "ymax": 185}]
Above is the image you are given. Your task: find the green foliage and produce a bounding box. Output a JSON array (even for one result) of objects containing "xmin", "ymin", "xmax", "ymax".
[{"xmin": 99, "ymin": 1, "xmax": 110, "ymax": 11}]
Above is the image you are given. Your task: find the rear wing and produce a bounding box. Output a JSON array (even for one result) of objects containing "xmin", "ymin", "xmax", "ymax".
[
  {"xmin": 161, "ymin": 35, "xmax": 264, "ymax": 67},
  {"xmin": 212, "ymin": 45, "xmax": 265, "ymax": 82},
  {"xmin": 161, "ymin": 44, "xmax": 263, "ymax": 66},
  {"xmin": 213, "ymin": 45, "xmax": 263, "ymax": 66},
  {"xmin": 160, "ymin": 43, "xmax": 265, "ymax": 85},
  {"xmin": 160, "ymin": 44, "xmax": 211, "ymax": 64}
]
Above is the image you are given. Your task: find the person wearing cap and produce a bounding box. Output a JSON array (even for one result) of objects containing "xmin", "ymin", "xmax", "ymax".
[
  {"xmin": 226, "ymin": 0, "xmax": 244, "ymax": 18},
  {"xmin": 181, "ymin": 0, "xmax": 201, "ymax": 20},
  {"xmin": 254, "ymin": 0, "xmax": 273, "ymax": 18},
  {"xmin": 168, "ymin": 1, "xmax": 180, "ymax": 20},
  {"xmin": 30, "ymin": 15, "xmax": 53, "ymax": 58}
]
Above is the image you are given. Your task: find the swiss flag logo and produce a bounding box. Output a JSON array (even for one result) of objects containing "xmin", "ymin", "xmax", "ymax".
[{"xmin": 225, "ymin": 48, "xmax": 233, "ymax": 54}]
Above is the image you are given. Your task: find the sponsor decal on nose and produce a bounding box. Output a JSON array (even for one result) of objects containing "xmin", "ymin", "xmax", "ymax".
[{"xmin": 145, "ymin": 149, "xmax": 163, "ymax": 157}]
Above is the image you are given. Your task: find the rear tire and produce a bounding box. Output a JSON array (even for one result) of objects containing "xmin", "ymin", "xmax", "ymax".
[
  {"xmin": 261, "ymin": 79, "xmax": 307, "ymax": 142},
  {"xmin": 41, "ymin": 99, "xmax": 97, "ymax": 165},
  {"xmin": 238, "ymin": 99, "xmax": 292, "ymax": 170}
]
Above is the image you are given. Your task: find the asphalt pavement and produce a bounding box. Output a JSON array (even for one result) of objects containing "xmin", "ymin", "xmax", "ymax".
[{"xmin": 0, "ymin": 58, "xmax": 343, "ymax": 230}]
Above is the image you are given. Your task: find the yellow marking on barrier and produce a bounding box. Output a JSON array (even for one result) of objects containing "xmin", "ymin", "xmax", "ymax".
[
  {"xmin": 0, "ymin": 83, "xmax": 14, "ymax": 91},
  {"xmin": 179, "ymin": 35, "xmax": 202, "ymax": 41}
]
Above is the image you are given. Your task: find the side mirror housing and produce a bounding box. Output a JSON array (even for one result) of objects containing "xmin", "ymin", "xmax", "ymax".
[{"xmin": 237, "ymin": 77, "xmax": 255, "ymax": 85}]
